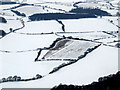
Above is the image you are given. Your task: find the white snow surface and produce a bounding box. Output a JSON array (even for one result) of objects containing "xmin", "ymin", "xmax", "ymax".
[
  {"xmin": 57, "ymin": 31, "xmax": 113, "ymax": 40},
  {"xmin": 16, "ymin": 20, "xmax": 62, "ymax": 33},
  {"xmin": 62, "ymin": 18, "xmax": 118, "ymax": 32},
  {"xmin": 0, "ymin": 33, "xmax": 58, "ymax": 51},
  {"xmin": 0, "ymin": 0, "xmax": 118, "ymax": 89},
  {"xmin": 15, "ymin": 6, "xmax": 47, "ymax": 16},
  {"xmin": 0, "ymin": 17, "xmax": 22, "ymax": 33},
  {"xmin": 0, "ymin": 45, "xmax": 118, "ymax": 88},
  {"xmin": 0, "ymin": 4, "xmax": 19, "ymax": 10}
]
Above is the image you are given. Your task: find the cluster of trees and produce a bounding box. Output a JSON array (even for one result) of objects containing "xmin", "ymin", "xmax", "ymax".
[
  {"xmin": 0, "ymin": 74, "xmax": 42, "ymax": 83},
  {"xmin": 51, "ymin": 71, "xmax": 120, "ymax": 90},
  {"xmin": 11, "ymin": 10, "xmax": 26, "ymax": 17},
  {"xmin": 0, "ymin": 75, "xmax": 21, "ymax": 83},
  {"xmin": 115, "ymin": 43, "xmax": 120, "ymax": 48},
  {"xmin": 0, "ymin": 30, "xmax": 6, "ymax": 37},
  {"xmin": 0, "ymin": 17, "xmax": 7, "ymax": 23},
  {"xmin": 29, "ymin": 13, "xmax": 96, "ymax": 21},
  {"xmin": 77, "ymin": 44, "xmax": 101, "ymax": 60},
  {"xmin": 21, "ymin": 74, "xmax": 42, "ymax": 81},
  {"xmin": 116, "ymin": 12, "xmax": 120, "ymax": 16},
  {"xmin": 49, "ymin": 61, "xmax": 75, "ymax": 74},
  {"xmin": 70, "ymin": 7, "xmax": 111, "ymax": 16}
]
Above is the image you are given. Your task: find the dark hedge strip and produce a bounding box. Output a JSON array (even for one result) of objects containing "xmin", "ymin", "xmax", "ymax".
[
  {"xmin": 0, "ymin": 1, "xmax": 16, "ymax": 5},
  {"xmin": 29, "ymin": 13, "xmax": 96, "ymax": 21},
  {"xmin": 70, "ymin": 7, "xmax": 111, "ymax": 16},
  {"xmin": 51, "ymin": 71, "xmax": 120, "ymax": 90},
  {"xmin": 11, "ymin": 10, "xmax": 26, "ymax": 17},
  {"xmin": 56, "ymin": 20, "xmax": 65, "ymax": 32}
]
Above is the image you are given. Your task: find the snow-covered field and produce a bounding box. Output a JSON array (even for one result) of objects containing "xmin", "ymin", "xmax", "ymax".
[
  {"xmin": 0, "ymin": 4, "xmax": 19, "ymax": 10},
  {"xmin": 103, "ymin": 16, "xmax": 118, "ymax": 25},
  {"xmin": 0, "ymin": 0, "xmax": 119, "ymax": 89},
  {"xmin": 0, "ymin": 45, "xmax": 118, "ymax": 88},
  {"xmin": 77, "ymin": 3, "xmax": 102, "ymax": 8},
  {"xmin": 16, "ymin": 20, "xmax": 62, "ymax": 33},
  {"xmin": 37, "ymin": 3, "xmax": 74, "ymax": 12},
  {"xmin": 0, "ymin": 51, "xmax": 68, "ymax": 78},
  {"xmin": 57, "ymin": 31, "xmax": 114, "ymax": 40},
  {"xmin": 0, "ymin": 33, "xmax": 58, "ymax": 51},
  {"xmin": 62, "ymin": 18, "xmax": 118, "ymax": 32},
  {"xmin": 44, "ymin": 40, "xmax": 99, "ymax": 59},
  {"xmin": 15, "ymin": 6, "xmax": 47, "ymax": 16},
  {"xmin": 0, "ymin": 17, "xmax": 22, "ymax": 33}
]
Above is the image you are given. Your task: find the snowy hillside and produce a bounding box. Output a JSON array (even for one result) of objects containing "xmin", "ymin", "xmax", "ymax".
[
  {"xmin": 1, "ymin": 46, "xmax": 118, "ymax": 88},
  {"xmin": 0, "ymin": 0, "xmax": 119, "ymax": 89}
]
